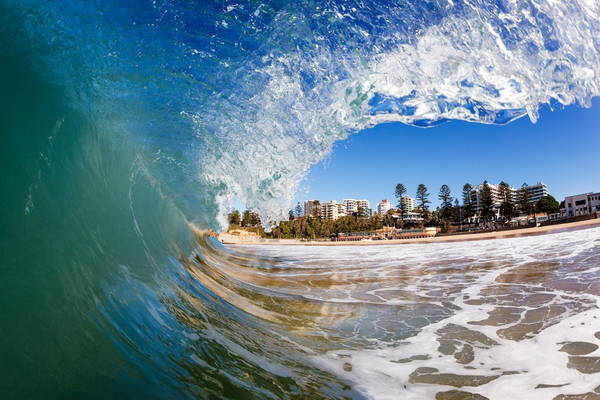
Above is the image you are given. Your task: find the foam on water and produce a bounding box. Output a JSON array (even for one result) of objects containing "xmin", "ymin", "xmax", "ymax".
[{"xmin": 236, "ymin": 227, "xmax": 600, "ymax": 398}]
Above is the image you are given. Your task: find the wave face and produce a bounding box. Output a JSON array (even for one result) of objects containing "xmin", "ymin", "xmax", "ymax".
[{"xmin": 1, "ymin": 0, "xmax": 599, "ymax": 398}]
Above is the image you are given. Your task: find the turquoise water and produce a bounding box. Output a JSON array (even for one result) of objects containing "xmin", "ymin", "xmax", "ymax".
[{"xmin": 1, "ymin": 1, "xmax": 599, "ymax": 398}]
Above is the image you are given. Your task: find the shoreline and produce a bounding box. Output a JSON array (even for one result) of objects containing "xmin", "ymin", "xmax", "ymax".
[{"xmin": 221, "ymin": 218, "xmax": 600, "ymax": 246}]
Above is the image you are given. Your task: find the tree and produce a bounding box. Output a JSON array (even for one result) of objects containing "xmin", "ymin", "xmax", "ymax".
[
  {"xmin": 395, "ymin": 183, "xmax": 407, "ymax": 223},
  {"xmin": 438, "ymin": 184, "xmax": 453, "ymax": 222},
  {"xmin": 498, "ymin": 181, "xmax": 516, "ymax": 221},
  {"xmin": 228, "ymin": 210, "xmax": 241, "ymax": 226},
  {"xmin": 416, "ymin": 184, "xmax": 430, "ymax": 219},
  {"xmin": 384, "ymin": 208, "xmax": 395, "ymax": 227},
  {"xmin": 453, "ymin": 198, "xmax": 461, "ymax": 225},
  {"xmin": 518, "ymin": 183, "xmax": 536, "ymax": 216},
  {"xmin": 294, "ymin": 202, "xmax": 303, "ymax": 218},
  {"xmin": 479, "ymin": 181, "xmax": 494, "ymax": 226},
  {"xmin": 462, "ymin": 183, "xmax": 474, "ymax": 228},
  {"xmin": 311, "ymin": 200, "xmax": 321, "ymax": 218},
  {"xmin": 357, "ymin": 206, "xmax": 366, "ymax": 220},
  {"xmin": 536, "ymin": 195, "xmax": 560, "ymax": 214}
]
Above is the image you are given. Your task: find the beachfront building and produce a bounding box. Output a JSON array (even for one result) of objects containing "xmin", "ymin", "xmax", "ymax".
[
  {"xmin": 471, "ymin": 183, "xmax": 503, "ymax": 222},
  {"xmin": 320, "ymin": 200, "xmax": 346, "ymax": 221},
  {"xmin": 304, "ymin": 200, "xmax": 320, "ymax": 217},
  {"xmin": 470, "ymin": 181, "xmax": 549, "ymax": 222},
  {"xmin": 399, "ymin": 211, "xmax": 424, "ymax": 222},
  {"xmin": 564, "ymin": 192, "xmax": 600, "ymax": 217},
  {"xmin": 400, "ymin": 195, "xmax": 417, "ymax": 212},
  {"xmin": 516, "ymin": 182, "xmax": 548, "ymax": 204},
  {"xmin": 377, "ymin": 199, "xmax": 393, "ymax": 215},
  {"xmin": 357, "ymin": 199, "xmax": 371, "ymax": 213},
  {"xmin": 343, "ymin": 199, "xmax": 371, "ymax": 216}
]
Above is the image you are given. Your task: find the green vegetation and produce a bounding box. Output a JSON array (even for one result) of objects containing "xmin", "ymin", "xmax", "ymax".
[
  {"xmin": 518, "ymin": 183, "xmax": 536, "ymax": 216},
  {"xmin": 395, "ymin": 183, "xmax": 407, "ymax": 226},
  {"xmin": 416, "ymin": 184, "xmax": 430, "ymax": 222},
  {"xmin": 536, "ymin": 195, "xmax": 560, "ymax": 214},
  {"xmin": 498, "ymin": 181, "xmax": 517, "ymax": 222},
  {"xmin": 227, "ymin": 181, "xmax": 562, "ymax": 239}
]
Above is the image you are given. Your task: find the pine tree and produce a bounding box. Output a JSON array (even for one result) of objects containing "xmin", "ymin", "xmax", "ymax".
[
  {"xmin": 518, "ymin": 183, "xmax": 535, "ymax": 216},
  {"xmin": 416, "ymin": 184, "xmax": 430, "ymax": 221},
  {"xmin": 480, "ymin": 181, "xmax": 494, "ymax": 225},
  {"xmin": 395, "ymin": 183, "xmax": 407, "ymax": 223},
  {"xmin": 438, "ymin": 184, "xmax": 453, "ymax": 222},
  {"xmin": 462, "ymin": 183, "xmax": 474, "ymax": 228}
]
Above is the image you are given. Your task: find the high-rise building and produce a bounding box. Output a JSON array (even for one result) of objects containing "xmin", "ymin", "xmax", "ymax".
[
  {"xmin": 304, "ymin": 200, "xmax": 321, "ymax": 217},
  {"xmin": 471, "ymin": 181, "xmax": 549, "ymax": 221},
  {"xmin": 320, "ymin": 200, "xmax": 346, "ymax": 221},
  {"xmin": 516, "ymin": 182, "xmax": 548, "ymax": 204},
  {"xmin": 343, "ymin": 199, "xmax": 371, "ymax": 216},
  {"xmin": 400, "ymin": 196, "xmax": 417, "ymax": 212},
  {"xmin": 471, "ymin": 182, "xmax": 505, "ymax": 221},
  {"xmin": 377, "ymin": 199, "xmax": 393, "ymax": 215},
  {"xmin": 343, "ymin": 199, "xmax": 358, "ymax": 215}
]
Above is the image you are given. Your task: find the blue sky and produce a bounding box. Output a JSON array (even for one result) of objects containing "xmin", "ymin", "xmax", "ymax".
[{"xmin": 296, "ymin": 98, "xmax": 600, "ymax": 211}]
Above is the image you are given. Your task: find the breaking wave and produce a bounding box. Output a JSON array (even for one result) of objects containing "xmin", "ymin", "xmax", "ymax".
[{"xmin": 1, "ymin": 0, "xmax": 599, "ymax": 398}]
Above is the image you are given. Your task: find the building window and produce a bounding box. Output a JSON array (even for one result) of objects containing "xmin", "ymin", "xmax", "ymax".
[{"xmin": 575, "ymin": 200, "xmax": 586, "ymax": 206}]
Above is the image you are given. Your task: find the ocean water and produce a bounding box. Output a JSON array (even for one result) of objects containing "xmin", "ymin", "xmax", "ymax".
[{"xmin": 1, "ymin": 0, "xmax": 599, "ymax": 399}]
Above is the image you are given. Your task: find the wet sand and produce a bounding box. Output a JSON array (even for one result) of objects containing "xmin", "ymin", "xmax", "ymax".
[{"xmin": 227, "ymin": 218, "xmax": 600, "ymax": 246}]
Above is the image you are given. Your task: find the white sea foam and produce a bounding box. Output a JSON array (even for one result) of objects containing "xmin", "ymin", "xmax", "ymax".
[{"xmin": 240, "ymin": 227, "xmax": 600, "ymax": 399}]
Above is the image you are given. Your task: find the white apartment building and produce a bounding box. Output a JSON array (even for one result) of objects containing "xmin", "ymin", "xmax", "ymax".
[
  {"xmin": 400, "ymin": 196, "xmax": 417, "ymax": 212},
  {"xmin": 471, "ymin": 183, "xmax": 503, "ymax": 221},
  {"xmin": 400, "ymin": 211, "xmax": 424, "ymax": 222},
  {"xmin": 471, "ymin": 181, "xmax": 549, "ymax": 221},
  {"xmin": 565, "ymin": 192, "xmax": 600, "ymax": 217},
  {"xmin": 377, "ymin": 199, "xmax": 393, "ymax": 215},
  {"xmin": 320, "ymin": 200, "xmax": 347, "ymax": 221},
  {"xmin": 357, "ymin": 199, "xmax": 371, "ymax": 213},
  {"xmin": 516, "ymin": 182, "xmax": 548, "ymax": 204},
  {"xmin": 343, "ymin": 199, "xmax": 371, "ymax": 216}
]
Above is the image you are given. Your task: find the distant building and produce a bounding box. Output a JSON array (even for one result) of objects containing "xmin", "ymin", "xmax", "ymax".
[
  {"xmin": 400, "ymin": 211, "xmax": 424, "ymax": 222},
  {"xmin": 343, "ymin": 199, "xmax": 358, "ymax": 215},
  {"xmin": 400, "ymin": 196, "xmax": 417, "ymax": 212},
  {"xmin": 377, "ymin": 199, "xmax": 393, "ymax": 215},
  {"xmin": 357, "ymin": 199, "xmax": 371, "ymax": 213},
  {"xmin": 343, "ymin": 199, "xmax": 371, "ymax": 216},
  {"xmin": 471, "ymin": 181, "xmax": 549, "ymax": 221},
  {"xmin": 471, "ymin": 182, "xmax": 504, "ymax": 221},
  {"xmin": 516, "ymin": 182, "xmax": 548, "ymax": 204},
  {"xmin": 564, "ymin": 192, "xmax": 600, "ymax": 217},
  {"xmin": 321, "ymin": 200, "xmax": 346, "ymax": 221},
  {"xmin": 304, "ymin": 200, "xmax": 320, "ymax": 217}
]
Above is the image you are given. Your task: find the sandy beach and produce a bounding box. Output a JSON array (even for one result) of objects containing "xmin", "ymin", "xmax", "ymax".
[{"xmin": 221, "ymin": 218, "xmax": 600, "ymax": 246}]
